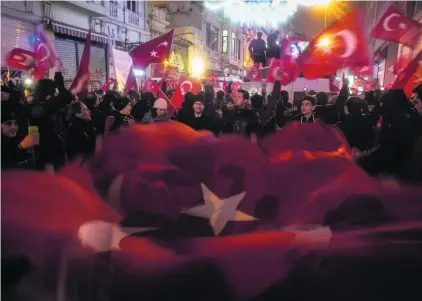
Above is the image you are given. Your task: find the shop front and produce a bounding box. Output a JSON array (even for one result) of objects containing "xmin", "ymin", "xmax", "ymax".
[{"xmin": 51, "ymin": 22, "xmax": 108, "ymax": 90}]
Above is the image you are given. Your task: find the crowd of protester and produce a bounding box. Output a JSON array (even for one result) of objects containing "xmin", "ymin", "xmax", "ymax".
[{"xmin": 2, "ymin": 66, "xmax": 422, "ymax": 184}]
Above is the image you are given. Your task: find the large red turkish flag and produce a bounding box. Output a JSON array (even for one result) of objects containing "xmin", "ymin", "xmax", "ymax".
[
  {"xmin": 5, "ymin": 48, "xmax": 36, "ymax": 71},
  {"xmin": 371, "ymin": 5, "xmax": 422, "ymax": 49},
  {"xmin": 130, "ymin": 29, "xmax": 174, "ymax": 69},
  {"xmin": 297, "ymin": 9, "xmax": 370, "ymax": 79}
]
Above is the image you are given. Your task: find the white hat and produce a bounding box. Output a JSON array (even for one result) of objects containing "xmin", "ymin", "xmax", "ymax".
[{"xmin": 153, "ymin": 98, "xmax": 167, "ymax": 110}]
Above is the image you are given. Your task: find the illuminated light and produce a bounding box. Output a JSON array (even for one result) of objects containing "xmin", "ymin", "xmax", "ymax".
[
  {"xmin": 133, "ymin": 69, "xmax": 145, "ymax": 77},
  {"xmin": 317, "ymin": 36, "xmax": 331, "ymax": 48},
  {"xmin": 191, "ymin": 57, "xmax": 204, "ymax": 78},
  {"xmin": 358, "ymin": 86, "xmax": 363, "ymax": 92},
  {"xmin": 205, "ymin": 0, "xmax": 297, "ymax": 28},
  {"xmin": 347, "ymin": 75, "xmax": 354, "ymax": 86},
  {"xmin": 363, "ymin": 76, "xmax": 369, "ymax": 80},
  {"xmin": 299, "ymin": 0, "xmax": 331, "ymax": 7},
  {"xmin": 380, "ymin": 86, "xmax": 385, "ymax": 91},
  {"xmin": 24, "ymin": 78, "xmax": 33, "ymax": 86}
]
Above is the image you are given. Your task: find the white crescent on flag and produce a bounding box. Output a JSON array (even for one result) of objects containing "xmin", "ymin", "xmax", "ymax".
[
  {"xmin": 383, "ymin": 13, "xmax": 407, "ymax": 31},
  {"xmin": 181, "ymin": 80, "xmax": 192, "ymax": 94},
  {"xmin": 13, "ymin": 53, "xmax": 35, "ymax": 67},
  {"xmin": 36, "ymin": 43, "xmax": 51, "ymax": 62},
  {"xmin": 156, "ymin": 41, "xmax": 169, "ymax": 48},
  {"xmin": 333, "ymin": 30, "xmax": 357, "ymax": 58}
]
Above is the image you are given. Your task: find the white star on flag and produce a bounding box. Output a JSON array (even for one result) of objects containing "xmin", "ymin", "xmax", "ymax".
[
  {"xmin": 150, "ymin": 50, "xmax": 158, "ymax": 57},
  {"xmin": 182, "ymin": 183, "xmax": 257, "ymax": 236}
]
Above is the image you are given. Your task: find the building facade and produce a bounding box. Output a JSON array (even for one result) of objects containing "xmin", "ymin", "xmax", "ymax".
[
  {"xmin": 363, "ymin": 0, "xmax": 422, "ymax": 88},
  {"xmin": 1, "ymin": 0, "xmax": 155, "ymax": 89},
  {"xmin": 164, "ymin": 1, "xmax": 247, "ymax": 81}
]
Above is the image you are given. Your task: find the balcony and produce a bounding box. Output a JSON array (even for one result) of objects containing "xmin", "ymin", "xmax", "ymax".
[
  {"xmin": 148, "ymin": 5, "xmax": 169, "ymax": 34},
  {"xmin": 126, "ymin": 11, "xmax": 139, "ymax": 26},
  {"xmin": 67, "ymin": 0, "xmax": 105, "ymax": 16},
  {"xmin": 174, "ymin": 26, "xmax": 202, "ymax": 45},
  {"xmin": 205, "ymin": 48, "xmax": 220, "ymax": 61}
]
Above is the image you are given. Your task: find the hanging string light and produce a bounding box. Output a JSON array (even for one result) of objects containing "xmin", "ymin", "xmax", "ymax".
[
  {"xmin": 205, "ymin": 0, "xmax": 298, "ymax": 28},
  {"xmin": 204, "ymin": 0, "xmax": 332, "ymax": 28}
]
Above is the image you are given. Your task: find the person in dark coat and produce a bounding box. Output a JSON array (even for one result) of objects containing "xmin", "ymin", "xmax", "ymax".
[
  {"xmin": 84, "ymin": 92, "xmax": 106, "ymax": 136},
  {"xmin": 110, "ymin": 97, "xmax": 134, "ymax": 131},
  {"xmin": 66, "ymin": 101, "xmax": 96, "ymax": 162},
  {"xmin": 128, "ymin": 90, "xmax": 153, "ymax": 123},
  {"xmin": 177, "ymin": 92, "xmax": 195, "ymax": 125},
  {"xmin": 29, "ymin": 71, "xmax": 73, "ymax": 172},
  {"xmin": 293, "ymin": 96, "xmax": 317, "ymax": 124},
  {"xmin": 221, "ymin": 97, "xmax": 236, "ymax": 134},
  {"xmin": 184, "ymin": 95, "xmax": 217, "ymax": 133},
  {"xmin": 369, "ymin": 89, "xmax": 420, "ymax": 178},
  {"xmin": 1, "ymin": 104, "xmax": 38, "ymax": 169},
  {"xmin": 315, "ymin": 92, "xmax": 337, "ymax": 125}
]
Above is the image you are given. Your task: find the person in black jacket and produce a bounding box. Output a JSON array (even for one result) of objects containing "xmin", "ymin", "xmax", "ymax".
[
  {"xmin": 84, "ymin": 92, "xmax": 106, "ymax": 135},
  {"xmin": 1, "ymin": 104, "xmax": 38, "ymax": 169},
  {"xmin": 128, "ymin": 90, "xmax": 153, "ymax": 123},
  {"xmin": 184, "ymin": 94, "xmax": 218, "ymax": 133},
  {"xmin": 29, "ymin": 62, "xmax": 73, "ymax": 172},
  {"xmin": 66, "ymin": 102, "xmax": 96, "ymax": 162},
  {"xmin": 293, "ymin": 96, "xmax": 317, "ymax": 124}
]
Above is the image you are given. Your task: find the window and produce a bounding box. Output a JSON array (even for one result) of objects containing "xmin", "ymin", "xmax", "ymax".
[
  {"xmin": 206, "ymin": 23, "xmax": 218, "ymax": 52},
  {"xmin": 222, "ymin": 30, "xmax": 228, "ymax": 53},
  {"xmin": 109, "ymin": 0, "xmax": 117, "ymax": 4},
  {"xmin": 126, "ymin": 0, "xmax": 137, "ymax": 12},
  {"xmin": 231, "ymin": 32, "xmax": 236, "ymax": 56},
  {"xmin": 237, "ymin": 39, "xmax": 241, "ymax": 60}
]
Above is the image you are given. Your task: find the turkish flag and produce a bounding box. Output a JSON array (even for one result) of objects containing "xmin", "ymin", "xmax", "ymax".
[
  {"xmin": 246, "ymin": 64, "xmax": 262, "ymax": 81},
  {"xmin": 33, "ymin": 31, "xmax": 57, "ymax": 70},
  {"xmin": 5, "ymin": 48, "xmax": 36, "ymax": 70},
  {"xmin": 71, "ymin": 31, "xmax": 92, "ymax": 94},
  {"xmin": 371, "ymin": 5, "xmax": 422, "ymax": 49},
  {"xmin": 144, "ymin": 79, "xmax": 160, "ymax": 94},
  {"xmin": 157, "ymin": 89, "xmax": 177, "ymax": 117},
  {"xmin": 124, "ymin": 66, "xmax": 138, "ymax": 94},
  {"xmin": 130, "ymin": 29, "xmax": 174, "ymax": 69},
  {"xmin": 392, "ymin": 54, "xmax": 412, "ymax": 76},
  {"xmin": 297, "ymin": 9, "xmax": 370, "ymax": 79},
  {"xmin": 169, "ymin": 85, "xmax": 184, "ymax": 109},
  {"xmin": 350, "ymin": 65, "xmax": 373, "ymax": 77},
  {"xmin": 392, "ymin": 51, "xmax": 422, "ymax": 97},
  {"xmin": 178, "ymin": 75, "xmax": 202, "ymax": 94}
]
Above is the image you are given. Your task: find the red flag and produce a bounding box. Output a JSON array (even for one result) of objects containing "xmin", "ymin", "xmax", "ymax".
[
  {"xmin": 144, "ymin": 79, "xmax": 160, "ymax": 94},
  {"xmin": 124, "ymin": 66, "xmax": 138, "ymax": 94},
  {"xmin": 329, "ymin": 75, "xmax": 341, "ymax": 93},
  {"xmin": 350, "ymin": 65, "xmax": 373, "ymax": 77},
  {"xmin": 223, "ymin": 79, "xmax": 227, "ymax": 93},
  {"xmin": 101, "ymin": 77, "xmax": 114, "ymax": 91},
  {"xmin": 71, "ymin": 31, "xmax": 91, "ymax": 93},
  {"xmin": 178, "ymin": 76, "xmax": 202, "ymax": 94},
  {"xmin": 169, "ymin": 85, "xmax": 184, "ymax": 109},
  {"xmin": 5, "ymin": 48, "xmax": 36, "ymax": 70},
  {"xmin": 246, "ymin": 64, "xmax": 262, "ymax": 81},
  {"xmin": 371, "ymin": 5, "xmax": 422, "ymax": 49},
  {"xmin": 157, "ymin": 89, "xmax": 177, "ymax": 117},
  {"xmin": 392, "ymin": 54, "xmax": 412, "ymax": 76},
  {"xmin": 33, "ymin": 31, "xmax": 57, "ymax": 70},
  {"xmin": 392, "ymin": 51, "xmax": 421, "ymax": 91},
  {"xmin": 297, "ymin": 9, "xmax": 370, "ymax": 79},
  {"xmin": 129, "ymin": 29, "xmax": 174, "ymax": 69},
  {"xmin": 392, "ymin": 51, "xmax": 422, "ymax": 97}
]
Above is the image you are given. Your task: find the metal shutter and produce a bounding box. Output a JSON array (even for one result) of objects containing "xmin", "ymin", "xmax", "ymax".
[
  {"xmin": 1, "ymin": 17, "xmax": 34, "ymax": 67},
  {"xmin": 54, "ymin": 38, "xmax": 78, "ymax": 86},
  {"xmin": 77, "ymin": 43, "xmax": 107, "ymax": 90}
]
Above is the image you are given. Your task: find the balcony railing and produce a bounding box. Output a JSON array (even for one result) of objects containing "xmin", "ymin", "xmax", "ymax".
[
  {"xmin": 109, "ymin": 3, "xmax": 118, "ymax": 18},
  {"xmin": 127, "ymin": 11, "xmax": 139, "ymax": 26},
  {"xmin": 149, "ymin": 5, "xmax": 166, "ymax": 20}
]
